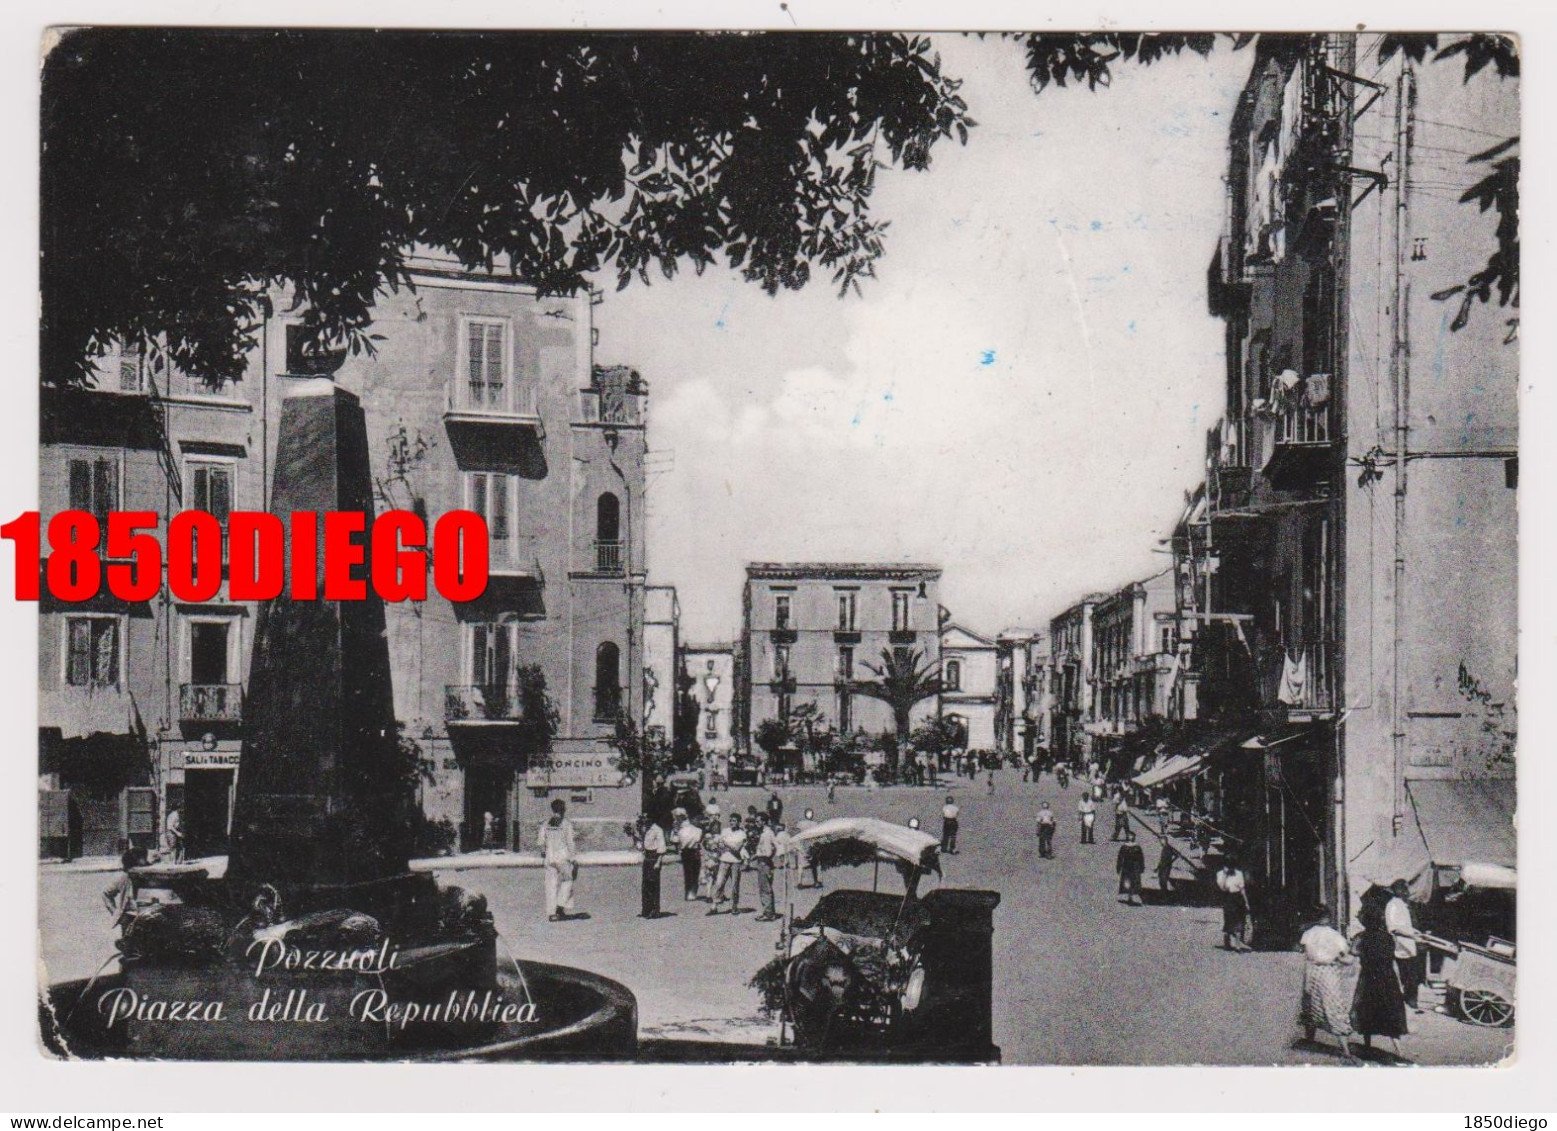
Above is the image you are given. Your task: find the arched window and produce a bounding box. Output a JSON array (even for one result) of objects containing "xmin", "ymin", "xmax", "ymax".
[
  {"xmin": 944, "ymin": 658, "xmax": 962, "ymax": 691},
  {"xmin": 595, "ymin": 492, "xmax": 622, "ymax": 572},
  {"xmin": 596, "ymin": 492, "xmax": 620, "ymax": 541},
  {"xmin": 594, "ymin": 642, "xmax": 622, "ymax": 721}
]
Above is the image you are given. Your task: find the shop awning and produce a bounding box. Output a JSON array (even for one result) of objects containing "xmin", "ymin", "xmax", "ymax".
[
  {"xmin": 1130, "ymin": 726, "xmax": 1251, "ymax": 789},
  {"xmin": 39, "ymin": 687, "xmax": 143, "ymax": 740},
  {"xmin": 1406, "ymin": 777, "xmax": 1516, "ymax": 871},
  {"xmin": 1351, "ymin": 778, "xmax": 1516, "ymax": 901},
  {"xmin": 1134, "ymin": 753, "xmax": 1204, "ymax": 789}
]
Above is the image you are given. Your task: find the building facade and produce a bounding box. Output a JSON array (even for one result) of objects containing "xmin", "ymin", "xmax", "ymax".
[
  {"xmin": 1089, "ymin": 569, "xmax": 1180, "ymax": 775},
  {"xmin": 1174, "ymin": 35, "xmax": 1517, "ymax": 928},
  {"xmin": 1048, "ymin": 595, "xmax": 1104, "ymax": 766},
  {"xmin": 40, "ymin": 258, "xmax": 657, "ymax": 858},
  {"xmin": 642, "ymin": 585, "xmax": 682, "ymax": 747},
  {"xmin": 739, "ymin": 563, "xmax": 943, "ymax": 755},
  {"xmin": 683, "ymin": 644, "xmax": 737, "ymax": 783},
  {"xmin": 40, "ymin": 339, "xmax": 264, "ymax": 859},
  {"xmin": 939, "ymin": 623, "xmax": 998, "ymax": 751}
]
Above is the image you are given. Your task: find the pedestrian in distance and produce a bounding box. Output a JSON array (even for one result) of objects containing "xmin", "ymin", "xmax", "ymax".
[
  {"xmin": 986, "ymin": 768, "xmax": 996, "ymax": 794},
  {"xmin": 1351, "ymin": 886, "xmax": 1410, "ymax": 1058},
  {"xmin": 1155, "ymin": 793, "xmax": 1172, "ymax": 838},
  {"xmin": 705, "ymin": 796, "xmax": 721, "ymax": 824},
  {"xmin": 827, "ymin": 778, "xmax": 837, "ymax": 804},
  {"xmin": 1112, "ymin": 795, "xmax": 1131, "ymax": 841},
  {"xmin": 633, "ymin": 813, "xmax": 667, "ymax": 919},
  {"xmin": 766, "ymin": 789, "xmax": 784, "ymax": 828},
  {"xmin": 1035, "ymin": 801, "xmax": 1056, "ymax": 859},
  {"xmin": 1077, "ymin": 793, "xmax": 1097, "ymax": 844},
  {"xmin": 940, "ymin": 795, "xmax": 960, "ymax": 854},
  {"xmin": 1156, "ymin": 840, "xmax": 1177, "ymax": 896},
  {"xmin": 751, "ymin": 813, "xmax": 781, "ymax": 921},
  {"xmin": 1056, "ymin": 763, "xmax": 1070, "ymax": 790},
  {"xmin": 672, "ymin": 809, "xmax": 703, "ymax": 902},
  {"xmin": 1216, "ymin": 856, "xmax": 1252, "ymax": 950},
  {"xmin": 1297, "ymin": 910, "xmax": 1361, "ymax": 1063},
  {"xmin": 540, "ymin": 798, "xmax": 580, "ymax": 922},
  {"xmin": 1386, "ymin": 879, "xmax": 1426, "ymax": 1013},
  {"xmin": 1116, "ymin": 828, "xmax": 1146, "ymax": 905}
]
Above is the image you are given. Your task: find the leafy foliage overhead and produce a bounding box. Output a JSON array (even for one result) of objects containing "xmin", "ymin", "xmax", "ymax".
[{"xmin": 42, "ymin": 28, "xmax": 972, "ymax": 386}]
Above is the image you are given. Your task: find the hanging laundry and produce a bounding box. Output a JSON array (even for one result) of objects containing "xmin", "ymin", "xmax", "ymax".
[
  {"xmin": 1278, "ymin": 649, "xmax": 1309, "ymax": 706},
  {"xmin": 1305, "ymin": 373, "xmax": 1331, "ymax": 407}
]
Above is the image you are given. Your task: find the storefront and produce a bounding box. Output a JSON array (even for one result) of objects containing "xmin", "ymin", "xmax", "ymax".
[
  {"xmin": 161, "ymin": 738, "xmax": 243, "ymax": 859},
  {"xmin": 39, "ymin": 687, "xmax": 154, "ymax": 859}
]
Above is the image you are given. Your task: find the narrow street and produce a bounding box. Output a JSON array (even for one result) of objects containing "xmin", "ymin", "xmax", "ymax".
[{"xmin": 38, "ymin": 770, "xmax": 1511, "ymax": 1066}]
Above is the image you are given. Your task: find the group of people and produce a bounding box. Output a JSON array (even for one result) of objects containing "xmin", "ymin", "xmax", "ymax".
[
  {"xmin": 626, "ymin": 792, "xmax": 826, "ymax": 923},
  {"xmin": 1297, "ymin": 880, "xmax": 1428, "ymax": 1062}
]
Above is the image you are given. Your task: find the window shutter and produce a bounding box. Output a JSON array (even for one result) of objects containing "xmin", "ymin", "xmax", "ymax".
[
  {"xmin": 209, "ymin": 468, "xmax": 232, "ymax": 522},
  {"xmin": 67, "ymin": 619, "xmax": 91, "ymax": 686},
  {"xmin": 93, "ymin": 459, "xmax": 117, "ymax": 528},
  {"xmin": 485, "ymin": 325, "xmax": 504, "ymax": 395},
  {"xmin": 192, "ymin": 466, "xmax": 209, "ymax": 513},
  {"xmin": 118, "ymin": 349, "xmax": 142, "ymax": 392},
  {"xmin": 68, "ymin": 459, "xmax": 91, "ymax": 512},
  {"xmin": 93, "ymin": 620, "xmax": 119, "ymax": 687},
  {"xmin": 490, "ymin": 474, "xmax": 509, "ymax": 545}
]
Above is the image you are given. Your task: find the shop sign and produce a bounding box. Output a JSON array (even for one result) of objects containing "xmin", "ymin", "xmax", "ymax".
[
  {"xmin": 185, "ymin": 750, "xmax": 241, "ymax": 770},
  {"xmin": 528, "ymin": 753, "xmax": 622, "ymax": 787}
]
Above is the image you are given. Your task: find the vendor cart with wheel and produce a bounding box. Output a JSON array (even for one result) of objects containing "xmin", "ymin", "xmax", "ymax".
[{"xmin": 1421, "ymin": 933, "xmax": 1516, "ymax": 1028}]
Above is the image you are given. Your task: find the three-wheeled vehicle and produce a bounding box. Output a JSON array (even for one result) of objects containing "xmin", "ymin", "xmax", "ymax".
[{"xmin": 758, "ymin": 817, "xmax": 1000, "ymax": 1062}]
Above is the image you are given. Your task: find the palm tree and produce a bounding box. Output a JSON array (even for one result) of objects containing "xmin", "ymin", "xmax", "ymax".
[{"xmin": 849, "ymin": 648, "xmax": 943, "ymax": 774}]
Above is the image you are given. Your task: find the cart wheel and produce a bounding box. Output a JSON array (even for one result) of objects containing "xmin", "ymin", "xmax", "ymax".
[{"xmin": 1459, "ymin": 989, "xmax": 1514, "ymax": 1028}]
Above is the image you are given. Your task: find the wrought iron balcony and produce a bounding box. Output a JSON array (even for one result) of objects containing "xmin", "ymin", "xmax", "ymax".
[
  {"xmin": 1265, "ymin": 403, "xmax": 1336, "ymax": 489},
  {"xmin": 594, "ymin": 539, "xmax": 624, "ymax": 575},
  {"xmin": 179, "ymin": 683, "xmax": 242, "ymax": 723},
  {"xmin": 444, "ymin": 683, "xmax": 526, "ymax": 724}
]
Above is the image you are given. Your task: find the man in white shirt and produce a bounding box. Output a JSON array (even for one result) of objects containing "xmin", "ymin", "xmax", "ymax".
[
  {"xmin": 940, "ymin": 796, "xmax": 960, "ymax": 854},
  {"xmin": 1386, "ymin": 879, "xmax": 1424, "ymax": 1011},
  {"xmin": 635, "ymin": 814, "xmax": 667, "ymax": 919},
  {"xmin": 1078, "ymin": 795, "xmax": 1097, "ymax": 844},
  {"xmin": 539, "ymin": 799, "xmax": 579, "ymax": 922},
  {"xmin": 751, "ymin": 814, "xmax": 780, "ymax": 921},
  {"xmin": 709, "ymin": 814, "xmax": 748, "ymax": 915},
  {"xmin": 795, "ymin": 808, "xmax": 822, "ymax": 888}
]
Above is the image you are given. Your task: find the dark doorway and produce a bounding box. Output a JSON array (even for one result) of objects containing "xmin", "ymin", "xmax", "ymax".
[
  {"xmin": 183, "ymin": 769, "xmax": 234, "ymax": 857},
  {"xmin": 464, "ymin": 763, "xmax": 513, "ymax": 851},
  {"xmin": 190, "ymin": 621, "xmax": 229, "ymax": 685}
]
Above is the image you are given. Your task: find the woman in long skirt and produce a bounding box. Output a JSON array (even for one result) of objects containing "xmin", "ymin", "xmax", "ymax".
[
  {"xmin": 1351, "ymin": 887, "xmax": 1409, "ymax": 1055},
  {"xmin": 1298, "ymin": 916, "xmax": 1359, "ymax": 1061},
  {"xmin": 697, "ymin": 819, "xmax": 722, "ymax": 901}
]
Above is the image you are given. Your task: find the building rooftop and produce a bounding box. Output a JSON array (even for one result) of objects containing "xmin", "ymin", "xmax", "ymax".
[{"xmin": 745, "ymin": 562, "xmax": 942, "ymax": 581}]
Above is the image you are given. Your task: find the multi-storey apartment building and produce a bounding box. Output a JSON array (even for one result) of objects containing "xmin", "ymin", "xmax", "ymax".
[
  {"xmin": 939, "ymin": 622, "xmax": 998, "ymax": 751},
  {"xmin": 1173, "ymin": 35, "xmax": 1517, "ymax": 930},
  {"xmin": 1089, "ymin": 569, "xmax": 1179, "ymax": 774},
  {"xmin": 1048, "ymin": 594, "xmax": 1105, "ymax": 766},
  {"xmin": 739, "ymin": 563, "xmax": 942, "ymax": 753},
  {"xmin": 40, "ymin": 257, "xmax": 654, "ymax": 857},
  {"xmin": 40, "ymin": 339, "xmax": 264, "ymax": 858}
]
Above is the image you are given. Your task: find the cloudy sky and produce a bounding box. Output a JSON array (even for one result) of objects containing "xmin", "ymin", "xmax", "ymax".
[{"xmin": 594, "ymin": 34, "xmax": 1254, "ymax": 643}]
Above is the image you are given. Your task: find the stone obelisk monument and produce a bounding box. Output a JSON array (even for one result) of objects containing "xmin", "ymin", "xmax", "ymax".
[{"xmin": 226, "ymin": 380, "xmax": 416, "ymax": 900}]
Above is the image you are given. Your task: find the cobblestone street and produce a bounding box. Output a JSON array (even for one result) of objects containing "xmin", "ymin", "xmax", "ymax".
[{"xmin": 39, "ymin": 771, "xmax": 1512, "ymax": 1066}]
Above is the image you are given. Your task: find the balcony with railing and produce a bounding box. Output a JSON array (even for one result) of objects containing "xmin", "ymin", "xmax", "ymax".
[
  {"xmin": 1265, "ymin": 392, "xmax": 1335, "ymax": 488},
  {"xmin": 444, "ymin": 683, "xmax": 527, "ymax": 725},
  {"xmin": 179, "ymin": 683, "xmax": 243, "ymax": 723},
  {"xmin": 1261, "ymin": 640, "xmax": 1336, "ymax": 720},
  {"xmin": 444, "ymin": 375, "xmax": 541, "ymax": 429},
  {"xmin": 593, "ymin": 539, "xmax": 624, "ymax": 575}
]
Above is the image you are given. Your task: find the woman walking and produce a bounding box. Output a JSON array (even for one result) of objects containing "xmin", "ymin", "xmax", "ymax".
[
  {"xmin": 1298, "ymin": 911, "xmax": 1360, "ymax": 1062},
  {"xmin": 1216, "ymin": 856, "xmax": 1251, "ymax": 950},
  {"xmin": 1351, "ymin": 886, "xmax": 1410, "ymax": 1058}
]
